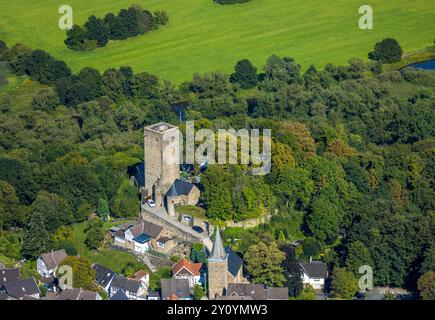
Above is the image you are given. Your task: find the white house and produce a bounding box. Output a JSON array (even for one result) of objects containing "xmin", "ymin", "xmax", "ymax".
[
  {"xmin": 93, "ymin": 264, "xmax": 116, "ymax": 293},
  {"xmin": 299, "ymin": 261, "xmax": 328, "ymax": 290},
  {"xmin": 113, "ymin": 220, "xmax": 164, "ymax": 254},
  {"xmin": 37, "ymin": 249, "xmax": 68, "ymax": 278},
  {"xmin": 109, "ymin": 276, "xmax": 148, "ymax": 300},
  {"xmin": 171, "ymin": 258, "xmax": 203, "ymax": 288}
]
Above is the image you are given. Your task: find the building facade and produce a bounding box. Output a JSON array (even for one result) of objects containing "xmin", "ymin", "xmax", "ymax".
[
  {"xmin": 144, "ymin": 122, "xmax": 181, "ymax": 205},
  {"xmin": 207, "ymin": 229, "xmax": 229, "ymax": 299}
]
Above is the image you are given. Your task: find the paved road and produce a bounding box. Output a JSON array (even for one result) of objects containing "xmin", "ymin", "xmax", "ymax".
[{"xmin": 142, "ymin": 204, "xmax": 213, "ymax": 251}]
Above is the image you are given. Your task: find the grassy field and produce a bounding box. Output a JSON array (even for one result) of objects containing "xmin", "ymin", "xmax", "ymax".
[
  {"xmin": 70, "ymin": 221, "xmax": 150, "ymax": 274},
  {"xmin": 0, "ymin": 0, "xmax": 434, "ymax": 83}
]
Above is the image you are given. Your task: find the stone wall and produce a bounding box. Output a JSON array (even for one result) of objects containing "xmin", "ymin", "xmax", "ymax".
[
  {"xmin": 141, "ymin": 210, "xmax": 201, "ymax": 243},
  {"xmin": 225, "ymin": 214, "xmax": 272, "ymax": 229}
]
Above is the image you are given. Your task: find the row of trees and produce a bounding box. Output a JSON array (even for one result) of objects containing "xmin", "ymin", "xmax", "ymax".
[
  {"xmin": 65, "ymin": 5, "xmax": 169, "ymax": 51},
  {"xmin": 214, "ymin": 0, "xmax": 252, "ymax": 4}
]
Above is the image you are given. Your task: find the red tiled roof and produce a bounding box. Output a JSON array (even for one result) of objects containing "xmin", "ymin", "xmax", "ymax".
[
  {"xmin": 133, "ymin": 270, "xmax": 149, "ymax": 279},
  {"xmin": 168, "ymin": 294, "xmax": 179, "ymax": 300},
  {"xmin": 172, "ymin": 258, "xmax": 202, "ymax": 277}
]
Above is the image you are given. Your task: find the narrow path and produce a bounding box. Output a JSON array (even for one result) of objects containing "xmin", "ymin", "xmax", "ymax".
[{"xmin": 142, "ymin": 204, "xmax": 213, "ymax": 252}]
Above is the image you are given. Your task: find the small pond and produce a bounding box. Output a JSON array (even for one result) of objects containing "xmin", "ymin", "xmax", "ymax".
[{"xmin": 408, "ymin": 59, "xmax": 435, "ymax": 70}]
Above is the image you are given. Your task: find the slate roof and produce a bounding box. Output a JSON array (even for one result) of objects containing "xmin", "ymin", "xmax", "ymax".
[
  {"xmin": 299, "ymin": 261, "xmax": 328, "ymax": 278},
  {"xmin": 160, "ymin": 279, "xmax": 190, "ymax": 300},
  {"xmin": 219, "ymin": 295, "xmax": 254, "ymax": 300},
  {"xmin": 40, "ymin": 249, "xmax": 68, "ymax": 271},
  {"xmin": 0, "ymin": 268, "xmax": 20, "ymax": 285},
  {"xmin": 226, "ymin": 284, "xmax": 288, "ymax": 300},
  {"xmin": 131, "ymin": 163, "xmax": 145, "ymax": 187},
  {"xmin": 172, "ymin": 258, "xmax": 202, "ymax": 277},
  {"xmin": 129, "ymin": 220, "xmax": 163, "ymax": 239},
  {"xmin": 226, "ymin": 284, "xmax": 267, "ymax": 300},
  {"xmin": 266, "ymin": 287, "xmax": 288, "ymax": 300},
  {"xmin": 93, "ymin": 264, "xmax": 115, "ymax": 288},
  {"xmin": 0, "ymin": 293, "xmax": 14, "ymax": 300},
  {"xmin": 166, "ymin": 179, "xmax": 195, "ymax": 197},
  {"xmin": 225, "ymin": 247, "xmax": 243, "ymax": 278},
  {"xmin": 3, "ymin": 278, "xmax": 39, "ymax": 299},
  {"xmin": 111, "ymin": 276, "xmax": 142, "ymax": 293},
  {"xmin": 209, "ymin": 228, "xmax": 226, "ymax": 260},
  {"xmin": 110, "ymin": 290, "xmax": 129, "ymax": 300},
  {"xmin": 58, "ymin": 288, "xmax": 99, "ymax": 300}
]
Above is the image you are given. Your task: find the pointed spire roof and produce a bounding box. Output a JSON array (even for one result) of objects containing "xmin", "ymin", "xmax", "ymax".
[{"xmin": 209, "ymin": 228, "xmax": 226, "ymax": 260}]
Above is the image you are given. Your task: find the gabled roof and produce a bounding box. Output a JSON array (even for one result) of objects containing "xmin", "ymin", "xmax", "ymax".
[
  {"xmin": 128, "ymin": 220, "xmax": 163, "ymax": 239},
  {"xmin": 40, "ymin": 249, "xmax": 68, "ymax": 271},
  {"xmin": 219, "ymin": 295, "xmax": 253, "ymax": 300},
  {"xmin": 133, "ymin": 270, "xmax": 149, "ymax": 280},
  {"xmin": 266, "ymin": 287, "xmax": 288, "ymax": 300},
  {"xmin": 209, "ymin": 228, "xmax": 226, "ymax": 260},
  {"xmin": 166, "ymin": 179, "xmax": 195, "ymax": 197},
  {"xmin": 161, "ymin": 279, "xmax": 190, "ymax": 300},
  {"xmin": 226, "ymin": 284, "xmax": 288, "ymax": 300},
  {"xmin": 225, "ymin": 247, "xmax": 243, "ymax": 278},
  {"xmin": 130, "ymin": 163, "xmax": 145, "ymax": 187},
  {"xmin": 3, "ymin": 278, "xmax": 39, "ymax": 299},
  {"xmin": 0, "ymin": 268, "xmax": 20, "ymax": 285},
  {"xmin": 93, "ymin": 264, "xmax": 115, "ymax": 288},
  {"xmin": 111, "ymin": 276, "xmax": 142, "ymax": 293},
  {"xmin": 58, "ymin": 288, "xmax": 99, "ymax": 300},
  {"xmin": 299, "ymin": 261, "xmax": 328, "ymax": 278},
  {"xmin": 172, "ymin": 258, "xmax": 202, "ymax": 277},
  {"xmin": 110, "ymin": 290, "xmax": 129, "ymax": 300},
  {"xmin": 226, "ymin": 284, "xmax": 267, "ymax": 300}
]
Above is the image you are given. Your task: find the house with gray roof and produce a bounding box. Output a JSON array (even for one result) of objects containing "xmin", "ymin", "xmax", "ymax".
[
  {"xmin": 160, "ymin": 278, "xmax": 191, "ymax": 300},
  {"xmin": 299, "ymin": 261, "xmax": 328, "ymax": 290},
  {"xmin": 114, "ymin": 220, "xmax": 165, "ymax": 254},
  {"xmin": 110, "ymin": 289, "xmax": 129, "ymax": 300},
  {"xmin": 110, "ymin": 275, "xmax": 147, "ymax": 300},
  {"xmin": 93, "ymin": 264, "xmax": 115, "ymax": 293},
  {"xmin": 0, "ymin": 277, "xmax": 40, "ymax": 300},
  {"xmin": 57, "ymin": 288, "xmax": 101, "ymax": 300},
  {"xmin": 0, "ymin": 268, "xmax": 20, "ymax": 286},
  {"xmin": 225, "ymin": 283, "xmax": 288, "ymax": 300},
  {"xmin": 165, "ymin": 179, "xmax": 200, "ymax": 217},
  {"xmin": 37, "ymin": 249, "xmax": 68, "ymax": 278}
]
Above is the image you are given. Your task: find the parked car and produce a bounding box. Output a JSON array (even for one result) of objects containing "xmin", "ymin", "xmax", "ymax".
[
  {"xmin": 192, "ymin": 226, "xmax": 204, "ymax": 233},
  {"xmin": 147, "ymin": 199, "xmax": 156, "ymax": 208}
]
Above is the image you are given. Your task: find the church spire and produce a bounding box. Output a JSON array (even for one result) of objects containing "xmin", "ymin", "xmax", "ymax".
[{"xmin": 209, "ymin": 228, "xmax": 226, "ymax": 260}]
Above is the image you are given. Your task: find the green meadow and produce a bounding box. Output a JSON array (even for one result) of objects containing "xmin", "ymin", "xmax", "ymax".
[{"xmin": 0, "ymin": 0, "xmax": 434, "ymax": 83}]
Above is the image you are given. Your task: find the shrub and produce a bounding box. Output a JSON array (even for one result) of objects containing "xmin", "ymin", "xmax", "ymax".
[{"xmin": 368, "ymin": 38, "xmax": 403, "ymax": 63}]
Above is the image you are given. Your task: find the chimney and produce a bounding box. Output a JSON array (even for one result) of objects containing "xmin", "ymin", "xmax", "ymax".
[{"xmin": 309, "ymin": 256, "xmax": 312, "ymax": 263}]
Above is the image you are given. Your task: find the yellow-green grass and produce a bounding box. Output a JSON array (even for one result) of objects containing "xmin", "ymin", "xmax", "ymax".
[
  {"xmin": 0, "ymin": 0, "xmax": 434, "ymax": 84},
  {"xmin": 70, "ymin": 221, "xmax": 150, "ymax": 273}
]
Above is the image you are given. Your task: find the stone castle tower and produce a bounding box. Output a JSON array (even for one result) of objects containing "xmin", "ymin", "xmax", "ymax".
[
  {"xmin": 208, "ymin": 228, "xmax": 228, "ymax": 299},
  {"xmin": 144, "ymin": 123, "xmax": 180, "ymax": 206}
]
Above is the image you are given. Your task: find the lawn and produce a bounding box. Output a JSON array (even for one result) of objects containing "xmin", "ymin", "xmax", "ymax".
[
  {"xmin": 70, "ymin": 221, "xmax": 150, "ymax": 274},
  {"xmin": 0, "ymin": 1, "xmax": 434, "ymax": 83}
]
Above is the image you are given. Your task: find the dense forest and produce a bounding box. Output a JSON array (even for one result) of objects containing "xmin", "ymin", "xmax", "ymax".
[{"xmin": 0, "ymin": 37, "xmax": 434, "ymax": 296}]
